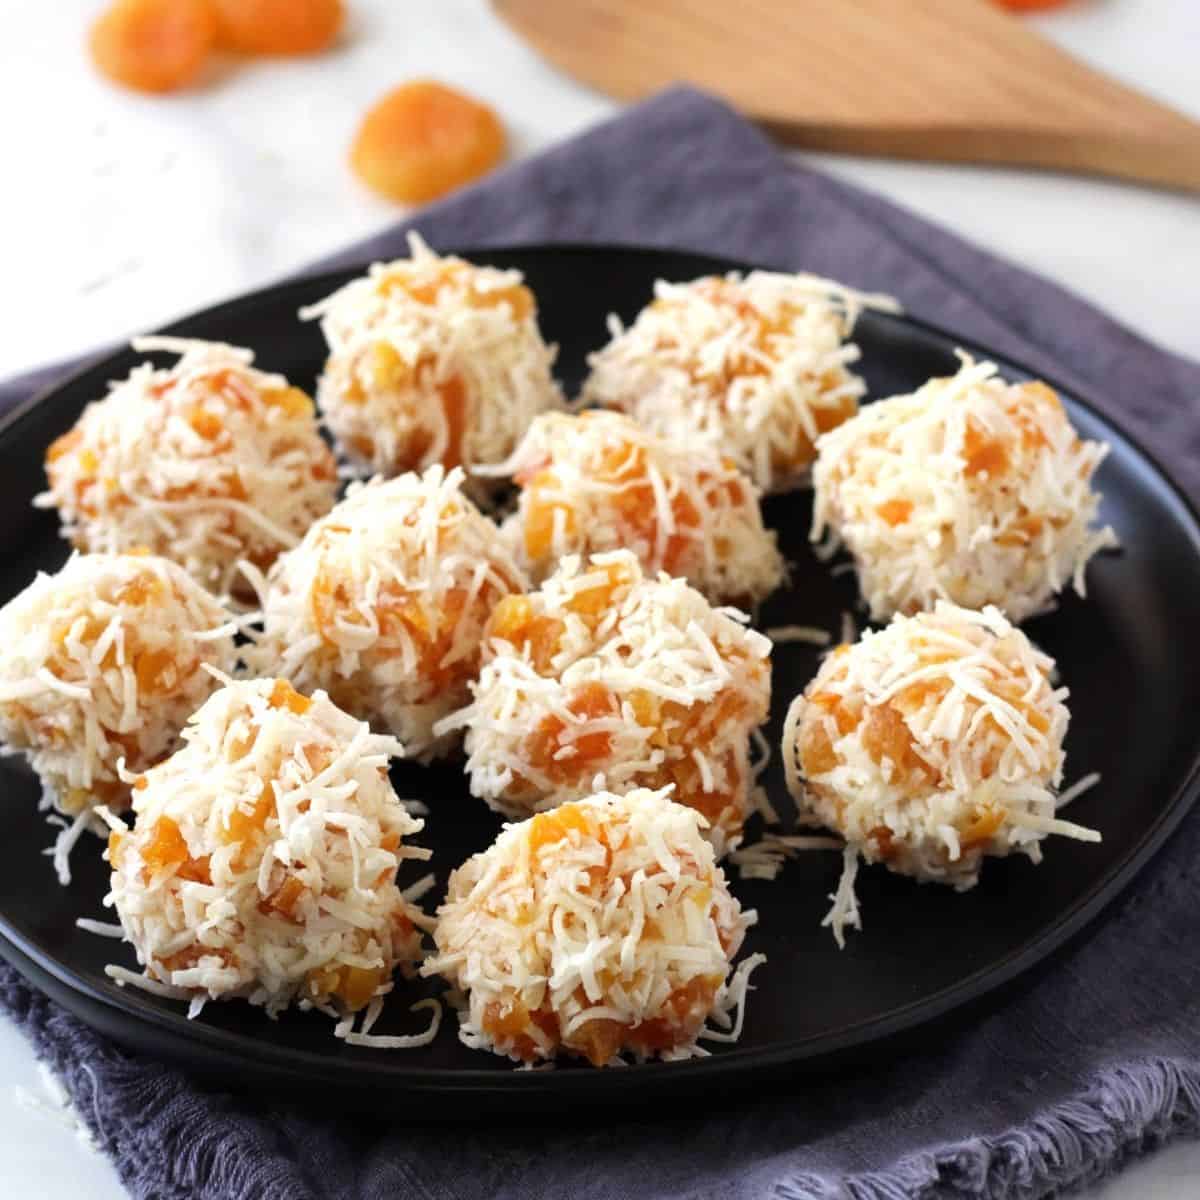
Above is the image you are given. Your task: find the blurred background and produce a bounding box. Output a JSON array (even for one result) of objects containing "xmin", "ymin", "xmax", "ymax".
[{"xmin": 2, "ymin": 0, "xmax": 1197, "ymax": 383}]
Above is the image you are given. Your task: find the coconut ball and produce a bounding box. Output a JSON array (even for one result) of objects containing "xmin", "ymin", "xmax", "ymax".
[
  {"xmin": 440, "ymin": 550, "xmax": 772, "ymax": 853},
  {"xmin": 106, "ymin": 677, "xmax": 429, "ymax": 1017},
  {"xmin": 246, "ymin": 465, "xmax": 526, "ymax": 760},
  {"xmin": 581, "ymin": 270, "xmax": 894, "ymax": 493},
  {"xmin": 0, "ymin": 552, "xmax": 236, "ymax": 878},
  {"xmin": 39, "ymin": 338, "xmax": 338, "ymax": 598},
  {"xmin": 423, "ymin": 787, "xmax": 759, "ymax": 1066},
  {"xmin": 499, "ymin": 410, "xmax": 785, "ymax": 606},
  {"xmin": 812, "ymin": 353, "xmax": 1115, "ymax": 623},
  {"xmin": 301, "ymin": 233, "xmax": 563, "ymax": 481},
  {"xmin": 782, "ymin": 601, "xmax": 1100, "ymax": 945}
]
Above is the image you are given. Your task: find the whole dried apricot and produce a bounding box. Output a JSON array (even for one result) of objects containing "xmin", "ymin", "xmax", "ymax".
[
  {"xmin": 350, "ymin": 80, "xmax": 506, "ymax": 205},
  {"xmin": 89, "ymin": 0, "xmax": 216, "ymax": 94},
  {"xmin": 211, "ymin": 0, "xmax": 343, "ymax": 56}
]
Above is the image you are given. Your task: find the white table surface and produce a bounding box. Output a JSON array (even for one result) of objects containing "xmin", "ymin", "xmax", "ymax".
[{"xmin": 1, "ymin": 1, "xmax": 1198, "ymax": 1196}]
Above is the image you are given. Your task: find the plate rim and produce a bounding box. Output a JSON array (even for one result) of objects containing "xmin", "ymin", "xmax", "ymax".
[{"xmin": 3, "ymin": 241, "xmax": 1200, "ymax": 1096}]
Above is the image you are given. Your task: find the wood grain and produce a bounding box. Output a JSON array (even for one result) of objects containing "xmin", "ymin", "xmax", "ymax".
[{"xmin": 494, "ymin": 0, "xmax": 1200, "ymax": 192}]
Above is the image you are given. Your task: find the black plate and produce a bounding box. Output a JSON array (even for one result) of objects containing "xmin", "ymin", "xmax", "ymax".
[{"xmin": 2, "ymin": 245, "xmax": 1200, "ymax": 1112}]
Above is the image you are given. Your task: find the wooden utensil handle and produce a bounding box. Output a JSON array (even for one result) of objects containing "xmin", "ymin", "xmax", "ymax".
[
  {"xmin": 762, "ymin": 120, "xmax": 1200, "ymax": 194},
  {"xmin": 495, "ymin": 0, "xmax": 1200, "ymax": 193}
]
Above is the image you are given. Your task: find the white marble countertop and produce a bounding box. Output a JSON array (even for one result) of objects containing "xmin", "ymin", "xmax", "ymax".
[{"xmin": 1, "ymin": 1, "xmax": 1198, "ymax": 1196}]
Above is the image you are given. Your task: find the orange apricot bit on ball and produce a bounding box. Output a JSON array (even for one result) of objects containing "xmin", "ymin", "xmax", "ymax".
[
  {"xmin": 350, "ymin": 80, "xmax": 506, "ymax": 205},
  {"xmin": 310, "ymin": 963, "xmax": 383, "ymax": 1011},
  {"xmin": 876, "ymin": 498, "xmax": 913, "ymax": 527},
  {"xmin": 89, "ymin": 0, "xmax": 216, "ymax": 95},
  {"xmin": 141, "ymin": 815, "xmax": 210, "ymax": 883},
  {"xmin": 269, "ymin": 678, "xmax": 312, "ymax": 714},
  {"xmin": 210, "ymin": 0, "xmax": 343, "ymax": 56}
]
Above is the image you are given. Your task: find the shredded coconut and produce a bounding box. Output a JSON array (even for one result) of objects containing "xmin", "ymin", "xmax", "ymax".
[
  {"xmin": 335, "ymin": 997, "xmax": 442, "ymax": 1049},
  {"xmin": 782, "ymin": 601, "xmax": 1100, "ymax": 942},
  {"xmin": 437, "ymin": 550, "xmax": 772, "ymax": 853},
  {"xmin": 106, "ymin": 677, "xmax": 431, "ymax": 1021},
  {"xmin": 76, "ymin": 917, "xmax": 125, "ymax": 938},
  {"xmin": 490, "ymin": 410, "xmax": 784, "ymax": 606},
  {"xmin": 582, "ymin": 270, "xmax": 898, "ymax": 494},
  {"xmin": 1056, "ymin": 771, "xmax": 1102, "ymax": 811},
  {"xmin": 0, "ymin": 553, "xmax": 236, "ymax": 883},
  {"xmin": 36, "ymin": 339, "xmax": 337, "ymax": 598},
  {"xmin": 301, "ymin": 233, "xmax": 563, "ymax": 483},
  {"xmin": 729, "ymin": 833, "xmax": 844, "ymax": 882},
  {"xmin": 246, "ymin": 465, "xmax": 526, "ymax": 759},
  {"xmin": 423, "ymin": 787, "xmax": 760, "ymax": 1066},
  {"xmin": 766, "ymin": 625, "xmax": 832, "ymax": 646},
  {"xmin": 812, "ymin": 352, "xmax": 1116, "ymax": 622}
]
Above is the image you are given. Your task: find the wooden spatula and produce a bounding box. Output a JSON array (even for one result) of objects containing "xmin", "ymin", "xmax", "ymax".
[{"xmin": 494, "ymin": 0, "xmax": 1200, "ymax": 192}]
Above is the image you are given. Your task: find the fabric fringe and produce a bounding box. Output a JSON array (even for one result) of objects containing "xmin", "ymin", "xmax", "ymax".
[
  {"xmin": 774, "ymin": 1059, "xmax": 1200, "ymax": 1199},
  {"xmin": 6, "ymin": 962, "xmax": 1200, "ymax": 1199},
  {"xmin": 0, "ymin": 966, "xmax": 305, "ymax": 1200}
]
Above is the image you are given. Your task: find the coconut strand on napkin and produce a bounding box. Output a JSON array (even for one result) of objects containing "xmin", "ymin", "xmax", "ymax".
[{"xmin": 3, "ymin": 87, "xmax": 1200, "ymax": 1200}]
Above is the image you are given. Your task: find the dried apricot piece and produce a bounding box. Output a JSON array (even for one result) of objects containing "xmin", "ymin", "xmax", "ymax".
[
  {"xmin": 269, "ymin": 678, "xmax": 312, "ymax": 714},
  {"xmin": 89, "ymin": 0, "xmax": 216, "ymax": 94},
  {"xmin": 350, "ymin": 81, "xmax": 506, "ymax": 205},
  {"xmin": 876, "ymin": 498, "xmax": 913, "ymax": 526},
  {"xmin": 210, "ymin": 0, "xmax": 343, "ymax": 56}
]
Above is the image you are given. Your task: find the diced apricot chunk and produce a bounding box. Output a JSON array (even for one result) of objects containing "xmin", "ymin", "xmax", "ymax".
[
  {"xmin": 439, "ymin": 374, "xmax": 467, "ymax": 469},
  {"xmin": 46, "ymin": 428, "xmax": 83, "ymax": 464},
  {"xmin": 311, "ymin": 964, "xmax": 382, "ymax": 1011},
  {"xmin": 527, "ymin": 683, "xmax": 616, "ymax": 777},
  {"xmin": 961, "ymin": 806, "xmax": 1006, "ymax": 847},
  {"xmin": 565, "ymin": 562, "xmax": 630, "ymax": 618},
  {"xmin": 259, "ymin": 874, "xmax": 306, "ymax": 919},
  {"xmin": 269, "ymin": 678, "xmax": 312, "ymax": 714},
  {"xmin": 528, "ymin": 804, "xmax": 594, "ymax": 855},
  {"xmin": 263, "ymin": 386, "xmax": 315, "ymax": 419},
  {"xmin": 187, "ymin": 407, "xmax": 223, "ymax": 440},
  {"xmin": 89, "ymin": 0, "xmax": 216, "ymax": 94},
  {"xmin": 135, "ymin": 647, "xmax": 179, "ymax": 694},
  {"xmin": 962, "ymin": 422, "xmax": 1009, "ymax": 478},
  {"xmin": 868, "ymin": 825, "xmax": 896, "ymax": 859},
  {"xmin": 350, "ymin": 80, "xmax": 506, "ymax": 205},
  {"xmin": 862, "ymin": 702, "xmax": 935, "ymax": 782},
  {"xmin": 523, "ymin": 488, "xmax": 577, "ymax": 562},
  {"xmin": 142, "ymin": 815, "xmax": 186, "ymax": 872},
  {"xmin": 487, "ymin": 596, "xmax": 563, "ymax": 671},
  {"xmin": 370, "ymin": 342, "xmax": 409, "ymax": 390},
  {"xmin": 116, "ymin": 572, "xmax": 165, "ymax": 607},
  {"xmin": 222, "ymin": 793, "xmax": 273, "ymax": 862},
  {"xmin": 876, "ymin": 498, "xmax": 913, "ymax": 526}
]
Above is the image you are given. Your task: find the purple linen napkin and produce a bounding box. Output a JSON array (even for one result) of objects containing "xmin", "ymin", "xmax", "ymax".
[{"xmin": 3, "ymin": 87, "xmax": 1200, "ymax": 1200}]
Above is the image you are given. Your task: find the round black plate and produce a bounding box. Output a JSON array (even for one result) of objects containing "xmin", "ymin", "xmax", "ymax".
[{"xmin": 2, "ymin": 245, "xmax": 1199, "ymax": 1111}]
